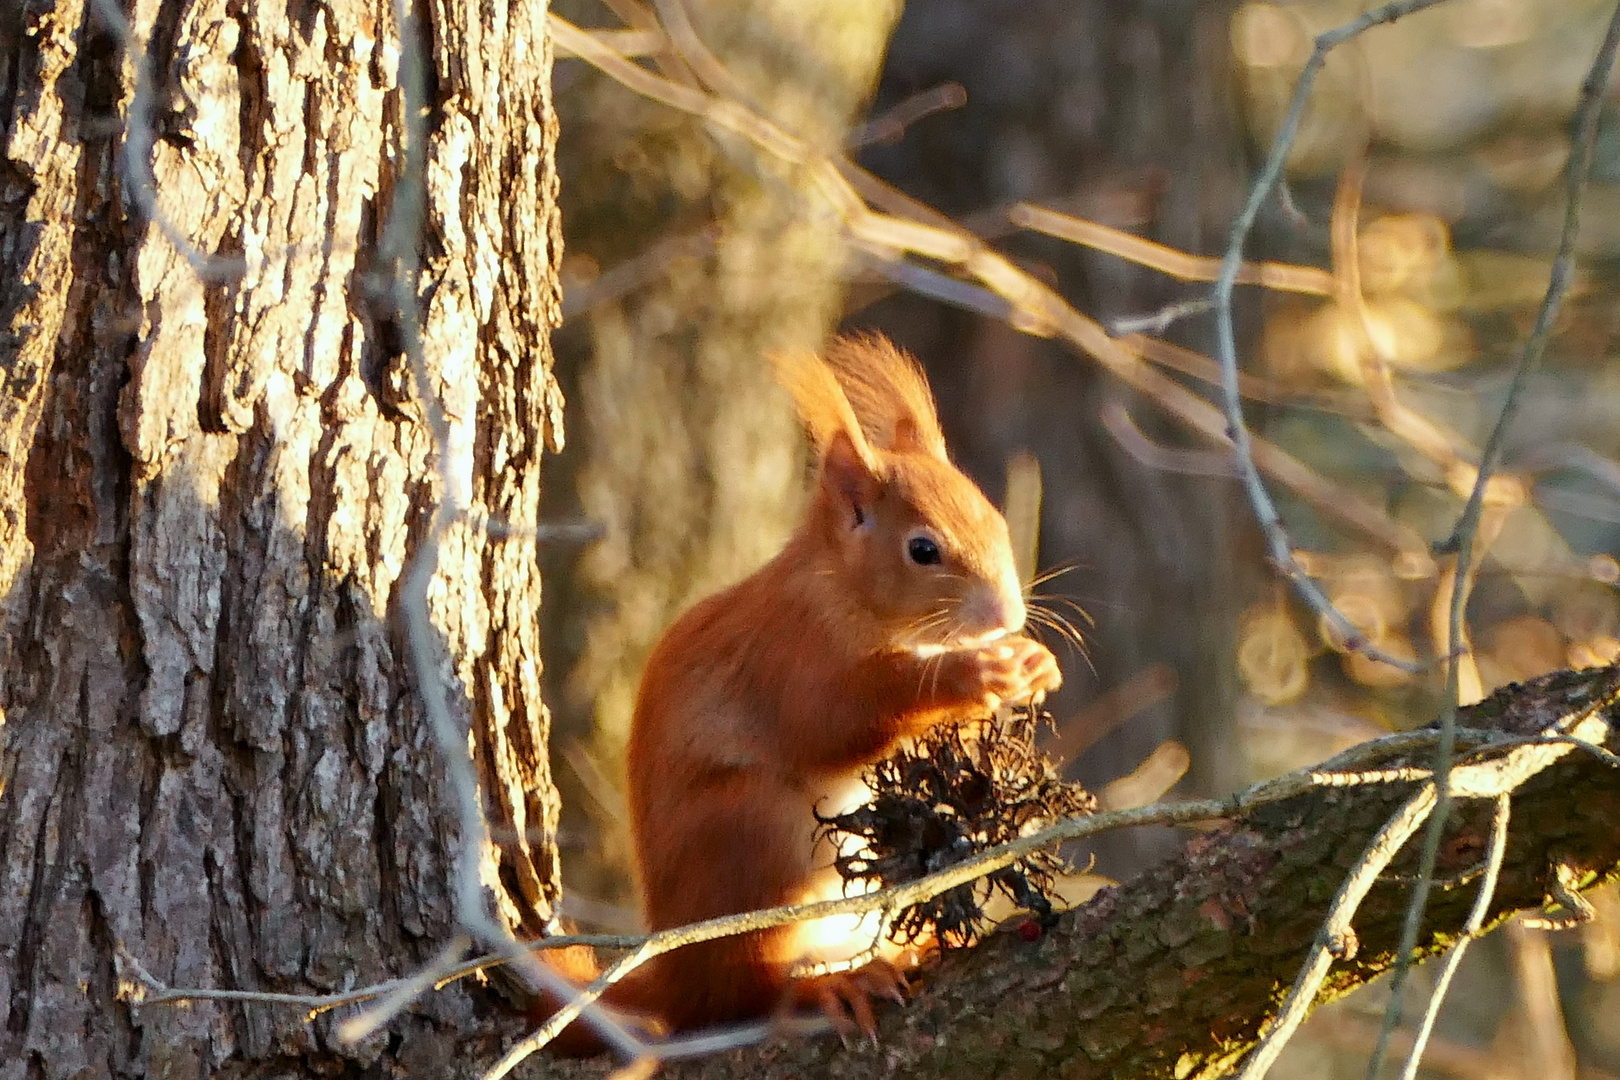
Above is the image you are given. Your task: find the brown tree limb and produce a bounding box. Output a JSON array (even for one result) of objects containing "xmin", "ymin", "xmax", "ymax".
[{"xmin": 516, "ymin": 665, "xmax": 1620, "ymax": 1080}]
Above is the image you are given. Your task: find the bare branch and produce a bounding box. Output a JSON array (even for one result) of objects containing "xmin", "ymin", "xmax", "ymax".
[
  {"xmin": 1012, "ymin": 202, "xmax": 1335, "ymax": 297},
  {"xmin": 1369, "ymin": 7, "xmax": 1620, "ymax": 1073},
  {"xmin": 544, "ymin": 13, "xmax": 1432, "ymax": 572},
  {"xmin": 1395, "ymin": 794, "xmax": 1511, "ymax": 1080},
  {"xmin": 1235, "ymin": 784, "xmax": 1438, "ymax": 1080},
  {"xmin": 1210, "ymin": 0, "xmax": 1463, "ymax": 675}
]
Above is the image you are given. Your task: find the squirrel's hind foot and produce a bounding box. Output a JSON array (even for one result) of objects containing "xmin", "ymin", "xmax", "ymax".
[{"xmin": 788, "ymin": 959, "xmax": 908, "ymax": 1043}]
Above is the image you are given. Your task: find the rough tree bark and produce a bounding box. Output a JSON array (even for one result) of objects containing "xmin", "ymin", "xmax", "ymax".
[{"xmin": 1, "ymin": 0, "xmax": 563, "ymax": 1074}]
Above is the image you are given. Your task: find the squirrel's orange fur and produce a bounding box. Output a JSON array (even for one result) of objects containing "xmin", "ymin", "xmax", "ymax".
[{"xmin": 541, "ymin": 334, "xmax": 1061, "ymax": 1047}]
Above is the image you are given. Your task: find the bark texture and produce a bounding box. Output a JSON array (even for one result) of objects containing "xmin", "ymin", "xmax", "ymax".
[
  {"xmin": 1, "ymin": 0, "xmax": 564, "ymax": 1073},
  {"xmin": 541, "ymin": 0, "xmax": 903, "ymax": 906}
]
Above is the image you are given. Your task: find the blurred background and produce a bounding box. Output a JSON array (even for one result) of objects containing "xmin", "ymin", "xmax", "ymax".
[{"xmin": 541, "ymin": 0, "xmax": 1620, "ymax": 1076}]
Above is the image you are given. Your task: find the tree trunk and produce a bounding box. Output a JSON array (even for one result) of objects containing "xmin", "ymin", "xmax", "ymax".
[
  {"xmin": 1, "ymin": 0, "xmax": 564, "ymax": 1073},
  {"xmin": 541, "ymin": 0, "xmax": 903, "ymax": 908}
]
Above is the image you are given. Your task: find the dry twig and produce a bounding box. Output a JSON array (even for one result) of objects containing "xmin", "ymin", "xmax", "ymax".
[
  {"xmin": 547, "ymin": 8, "xmax": 1433, "ymax": 625},
  {"xmin": 1210, "ymin": 0, "xmax": 1459, "ymax": 674},
  {"xmin": 1012, "ymin": 202, "xmax": 1335, "ymax": 297},
  {"xmin": 1368, "ymin": 8, "xmax": 1620, "ymax": 1075},
  {"xmin": 351, "ymin": 0, "xmax": 651, "ymax": 1061},
  {"xmin": 1394, "ymin": 794, "xmax": 1511, "ymax": 1080}
]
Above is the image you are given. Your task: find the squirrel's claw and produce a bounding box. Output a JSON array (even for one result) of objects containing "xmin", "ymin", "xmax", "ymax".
[{"xmin": 793, "ymin": 959, "xmax": 908, "ymax": 1045}]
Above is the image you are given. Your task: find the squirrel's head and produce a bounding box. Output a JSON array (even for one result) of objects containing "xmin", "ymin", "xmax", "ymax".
[{"xmin": 775, "ymin": 335, "xmax": 1026, "ymax": 650}]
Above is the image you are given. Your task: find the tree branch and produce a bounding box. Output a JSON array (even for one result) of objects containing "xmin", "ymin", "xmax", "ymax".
[{"xmin": 522, "ymin": 665, "xmax": 1620, "ymax": 1080}]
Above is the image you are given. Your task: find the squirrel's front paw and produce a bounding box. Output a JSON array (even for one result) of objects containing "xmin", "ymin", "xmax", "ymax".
[{"xmin": 958, "ymin": 636, "xmax": 1062, "ymax": 709}]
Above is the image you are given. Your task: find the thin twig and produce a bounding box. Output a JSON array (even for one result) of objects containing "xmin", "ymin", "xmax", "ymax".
[
  {"xmin": 1124, "ymin": 334, "xmax": 1380, "ymax": 421},
  {"xmin": 338, "ymin": 935, "xmax": 472, "ymax": 1040},
  {"xmin": 848, "ymin": 83, "xmax": 968, "ymax": 148},
  {"xmin": 1329, "ymin": 151, "xmax": 1480, "ymax": 489},
  {"xmin": 649, "ymin": 0, "xmax": 754, "ymax": 105},
  {"xmin": 548, "ymin": 16, "xmax": 803, "ymax": 163},
  {"xmin": 554, "ymin": 27, "xmax": 668, "ymax": 59},
  {"xmin": 1522, "ymin": 859, "xmax": 1600, "ymax": 930},
  {"xmin": 380, "ymin": 0, "xmax": 646, "ymax": 1058},
  {"xmin": 1425, "ymin": 505, "xmax": 1510, "ymax": 706},
  {"xmin": 120, "ymin": 943, "xmax": 412, "ymax": 1016},
  {"xmin": 1234, "ymin": 784, "xmax": 1439, "ymax": 1080},
  {"xmin": 1101, "ymin": 402, "xmax": 1241, "ymax": 479},
  {"xmin": 1367, "ymin": 7, "xmax": 1620, "ymax": 1075},
  {"xmin": 87, "ymin": 0, "xmax": 244, "ymax": 281},
  {"xmin": 546, "ymin": 12, "xmax": 1432, "ymax": 574},
  {"xmin": 562, "ymin": 225, "xmax": 722, "ymax": 321},
  {"xmin": 1011, "ymin": 202, "xmax": 1335, "ymax": 297},
  {"xmin": 1456, "ymin": 731, "xmax": 1620, "ymax": 772},
  {"xmin": 1277, "ymin": 179, "xmax": 1310, "ymax": 231},
  {"xmin": 1394, "ymin": 794, "xmax": 1511, "ymax": 1080},
  {"xmin": 1211, "ymin": 0, "xmax": 1457, "ymax": 677},
  {"xmin": 1516, "ymin": 442, "xmax": 1620, "ymax": 501},
  {"xmin": 1048, "ymin": 663, "xmax": 1178, "ymax": 762},
  {"xmin": 862, "ymin": 252, "xmax": 1017, "ymax": 323},
  {"xmin": 1106, "ymin": 298, "xmax": 1214, "ymax": 337}
]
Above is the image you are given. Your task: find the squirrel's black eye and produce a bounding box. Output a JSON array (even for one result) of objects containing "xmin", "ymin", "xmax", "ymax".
[{"xmin": 907, "ymin": 535, "xmax": 942, "ymax": 566}]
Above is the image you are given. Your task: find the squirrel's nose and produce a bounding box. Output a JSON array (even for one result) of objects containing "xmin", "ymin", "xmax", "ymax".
[{"xmin": 962, "ymin": 577, "xmax": 1026, "ymax": 638}]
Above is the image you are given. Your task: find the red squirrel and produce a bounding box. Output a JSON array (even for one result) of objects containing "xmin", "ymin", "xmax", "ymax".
[{"xmin": 547, "ymin": 334, "xmax": 1061, "ymax": 1046}]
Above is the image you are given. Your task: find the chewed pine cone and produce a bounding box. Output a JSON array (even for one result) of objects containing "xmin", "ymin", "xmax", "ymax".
[{"xmin": 816, "ymin": 704, "xmax": 1095, "ymax": 949}]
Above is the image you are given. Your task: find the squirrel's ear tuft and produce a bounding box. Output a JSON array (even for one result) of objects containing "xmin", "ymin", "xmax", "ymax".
[
  {"xmin": 822, "ymin": 334, "xmax": 949, "ymax": 461},
  {"xmin": 773, "ymin": 351, "xmax": 879, "ymax": 471}
]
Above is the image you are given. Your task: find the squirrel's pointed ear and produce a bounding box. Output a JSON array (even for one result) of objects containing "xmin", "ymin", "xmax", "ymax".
[
  {"xmin": 822, "ymin": 429, "xmax": 882, "ymax": 528},
  {"xmin": 891, "ymin": 416, "xmax": 929, "ymax": 456},
  {"xmin": 822, "ymin": 335, "xmax": 949, "ymax": 461}
]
